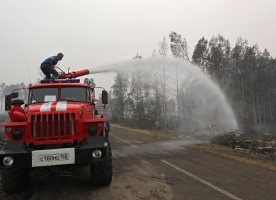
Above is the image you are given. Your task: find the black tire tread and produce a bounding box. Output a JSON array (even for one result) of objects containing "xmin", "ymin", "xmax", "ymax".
[{"xmin": 90, "ymin": 143, "xmax": 112, "ymax": 186}]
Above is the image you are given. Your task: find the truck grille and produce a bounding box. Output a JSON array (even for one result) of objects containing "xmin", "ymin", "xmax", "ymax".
[{"xmin": 31, "ymin": 113, "xmax": 76, "ymax": 140}]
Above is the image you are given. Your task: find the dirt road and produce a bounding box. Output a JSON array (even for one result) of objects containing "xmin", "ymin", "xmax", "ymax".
[{"xmin": 1, "ymin": 125, "xmax": 276, "ymax": 200}]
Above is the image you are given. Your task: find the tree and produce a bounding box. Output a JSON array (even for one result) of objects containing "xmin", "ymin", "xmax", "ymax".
[
  {"xmin": 128, "ymin": 72, "xmax": 146, "ymax": 125},
  {"xmin": 152, "ymin": 49, "xmax": 157, "ymax": 57},
  {"xmin": 169, "ymin": 31, "xmax": 190, "ymax": 61},
  {"xmin": 192, "ymin": 37, "xmax": 209, "ymax": 68},
  {"xmin": 158, "ymin": 37, "xmax": 168, "ymax": 57},
  {"xmin": 243, "ymin": 45, "xmax": 259, "ymax": 126},
  {"xmin": 110, "ymin": 72, "xmax": 129, "ymax": 122},
  {"xmin": 228, "ymin": 38, "xmax": 248, "ymax": 129},
  {"xmin": 207, "ymin": 35, "xmax": 231, "ymax": 88},
  {"xmin": 0, "ymin": 82, "xmax": 5, "ymax": 112},
  {"xmin": 133, "ymin": 53, "xmax": 142, "ymax": 59}
]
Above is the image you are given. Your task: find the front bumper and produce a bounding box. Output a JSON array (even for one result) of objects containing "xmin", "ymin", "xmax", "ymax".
[{"xmin": 0, "ymin": 137, "xmax": 109, "ymax": 169}]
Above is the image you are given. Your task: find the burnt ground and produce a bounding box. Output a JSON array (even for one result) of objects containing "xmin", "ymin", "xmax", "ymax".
[{"xmin": 1, "ymin": 125, "xmax": 276, "ymax": 200}]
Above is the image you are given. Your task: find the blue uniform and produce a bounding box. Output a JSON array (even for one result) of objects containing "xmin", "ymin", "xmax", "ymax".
[
  {"xmin": 42, "ymin": 56, "xmax": 59, "ymax": 65},
  {"xmin": 40, "ymin": 56, "xmax": 60, "ymax": 79},
  {"xmin": 106, "ymin": 121, "xmax": 110, "ymax": 131}
]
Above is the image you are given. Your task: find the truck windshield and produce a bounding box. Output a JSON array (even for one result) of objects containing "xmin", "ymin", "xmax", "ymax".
[
  {"xmin": 29, "ymin": 87, "xmax": 90, "ymax": 104},
  {"xmin": 29, "ymin": 88, "xmax": 58, "ymax": 103},
  {"xmin": 61, "ymin": 87, "xmax": 90, "ymax": 102}
]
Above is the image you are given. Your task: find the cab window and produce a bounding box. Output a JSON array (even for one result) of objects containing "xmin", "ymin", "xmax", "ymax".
[
  {"xmin": 29, "ymin": 88, "xmax": 58, "ymax": 104},
  {"xmin": 61, "ymin": 87, "xmax": 90, "ymax": 102}
]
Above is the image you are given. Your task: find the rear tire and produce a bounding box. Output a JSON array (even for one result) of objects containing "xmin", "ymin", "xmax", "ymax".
[
  {"xmin": 90, "ymin": 143, "xmax": 112, "ymax": 186},
  {"xmin": 1, "ymin": 168, "xmax": 30, "ymax": 193}
]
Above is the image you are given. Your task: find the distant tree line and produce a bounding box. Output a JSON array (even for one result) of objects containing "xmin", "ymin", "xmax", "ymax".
[
  {"xmin": 192, "ymin": 35, "xmax": 276, "ymax": 133},
  {"xmin": 109, "ymin": 32, "xmax": 276, "ymax": 133}
]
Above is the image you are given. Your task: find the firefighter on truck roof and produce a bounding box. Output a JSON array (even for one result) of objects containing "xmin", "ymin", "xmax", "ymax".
[{"xmin": 40, "ymin": 53, "xmax": 64, "ymax": 79}]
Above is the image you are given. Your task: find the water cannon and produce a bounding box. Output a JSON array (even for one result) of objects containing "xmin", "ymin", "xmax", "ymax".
[{"xmin": 58, "ymin": 68, "xmax": 90, "ymax": 79}]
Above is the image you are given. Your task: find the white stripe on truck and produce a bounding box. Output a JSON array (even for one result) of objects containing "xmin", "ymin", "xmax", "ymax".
[
  {"xmin": 56, "ymin": 101, "xmax": 67, "ymax": 111},
  {"xmin": 40, "ymin": 102, "xmax": 53, "ymax": 112}
]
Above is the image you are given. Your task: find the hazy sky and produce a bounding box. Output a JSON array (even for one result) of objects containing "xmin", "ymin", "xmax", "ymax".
[{"xmin": 0, "ymin": 0, "xmax": 275, "ymax": 88}]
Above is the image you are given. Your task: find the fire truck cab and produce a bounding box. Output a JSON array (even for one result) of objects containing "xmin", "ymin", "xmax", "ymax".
[{"xmin": 0, "ymin": 76, "xmax": 112, "ymax": 193}]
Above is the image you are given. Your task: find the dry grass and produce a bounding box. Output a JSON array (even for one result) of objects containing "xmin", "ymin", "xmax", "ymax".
[
  {"xmin": 111, "ymin": 124, "xmax": 173, "ymax": 139},
  {"xmin": 186, "ymin": 143, "xmax": 276, "ymax": 172}
]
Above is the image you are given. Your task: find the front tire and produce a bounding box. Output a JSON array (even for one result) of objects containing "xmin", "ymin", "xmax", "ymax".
[
  {"xmin": 90, "ymin": 143, "xmax": 112, "ymax": 186},
  {"xmin": 1, "ymin": 168, "xmax": 30, "ymax": 193}
]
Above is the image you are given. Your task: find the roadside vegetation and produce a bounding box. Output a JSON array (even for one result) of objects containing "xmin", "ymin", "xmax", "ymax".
[
  {"xmin": 187, "ymin": 132, "xmax": 276, "ymax": 171},
  {"xmin": 188, "ymin": 143, "xmax": 276, "ymax": 172}
]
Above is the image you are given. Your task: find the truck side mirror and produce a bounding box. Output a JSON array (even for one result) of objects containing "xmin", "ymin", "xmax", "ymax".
[
  {"xmin": 11, "ymin": 92, "xmax": 19, "ymax": 98},
  {"xmin": 5, "ymin": 92, "xmax": 19, "ymax": 111},
  {"xmin": 102, "ymin": 90, "xmax": 108, "ymax": 104},
  {"xmin": 5, "ymin": 95, "xmax": 11, "ymax": 111}
]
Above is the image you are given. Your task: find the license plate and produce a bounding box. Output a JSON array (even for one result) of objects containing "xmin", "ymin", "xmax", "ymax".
[{"xmin": 32, "ymin": 148, "xmax": 75, "ymax": 167}]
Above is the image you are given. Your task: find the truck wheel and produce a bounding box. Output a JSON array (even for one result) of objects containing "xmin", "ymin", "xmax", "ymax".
[
  {"xmin": 90, "ymin": 143, "xmax": 112, "ymax": 186},
  {"xmin": 1, "ymin": 168, "xmax": 30, "ymax": 193}
]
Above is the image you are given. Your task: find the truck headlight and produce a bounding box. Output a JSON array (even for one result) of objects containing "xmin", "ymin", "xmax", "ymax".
[
  {"xmin": 12, "ymin": 129, "xmax": 23, "ymax": 140},
  {"xmin": 92, "ymin": 150, "xmax": 102, "ymax": 158},
  {"xmin": 3, "ymin": 156, "xmax": 14, "ymax": 167}
]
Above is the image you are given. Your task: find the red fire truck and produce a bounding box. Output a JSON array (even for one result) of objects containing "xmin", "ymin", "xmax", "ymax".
[{"xmin": 0, "ymin": 69, "xmax": 112, "ymax": 193}]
